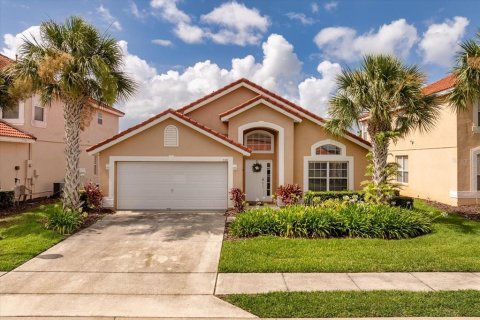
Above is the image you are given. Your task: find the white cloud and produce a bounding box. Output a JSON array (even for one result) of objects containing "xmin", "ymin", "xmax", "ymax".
[
  {"xmin": 174, "ymin": 22, "xmax": 205, "ymax": 43},
  {"xmin": 201, "ymin": 2, "xmax": 270, "ymax": 46},
  {"xmin": 314, "ymin": 19, "xmax": 418, "ymax": 61},
  {"xmin": 117, "ymin": 33, "xmax": 304, "ymax": 128},
  {"xmin": 286, "ymin": 12, "xmax": 315, "ymax": 25},
  {"xmin": 419, "ymin": 16, "xmax": 469, "ymax": 67},
  {"xmin": 311, "ymin": 2, "xmax": 319, "ymax": 13},
  {"xmin": 151, "ymin": 39, "xmax": 173, "ymax": 47},
  {"xmin": 1, "ymin": 25, "xmax": 40, "ymax": 59},
  {"xmin": 150, "ymin": 0, "xmax": 190, "ymax": 24},
  {"xmin": 324, "ymin": 1, "xmax": 338, "ymax": 11},
  {"xmin": 129, "ymin": 1, "xmax": 148, "ymax": 19},
  {"xmin": 299, "ymin": 61, "xmax": 341, "ymax": 116},
  {"xmin": 97, "ymin": 5, "xmax": 122, "ymax": 31}
]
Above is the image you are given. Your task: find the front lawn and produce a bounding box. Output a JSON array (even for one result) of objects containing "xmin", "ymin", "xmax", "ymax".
[
  {"xmin": 221, "ymin": 290, "xmax": 480, "ymax": 318},
  {"xmin": 0, "ymin": 204, "xmax": 65, "ymax": 271},
  {"xmin": 219, "ymin": 199, "xmax": 480, "ymax": 272}
]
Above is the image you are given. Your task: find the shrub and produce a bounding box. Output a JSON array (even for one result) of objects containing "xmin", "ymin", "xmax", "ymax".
[
  {"xmin": 83, "ymin": 182, "xmax": 103, "ymax": 210},
  {"xmin": 0, "ymin": 191, "xmax": 14, "ymax": 209},
  {"xmin": 276, "ymin": 184, "xmax": 303, "ymax": 206},
  {"xmin": 230, "ymin": 203, "xmax": 432, "ymax": 240},
  {"xmin": 230, "ymin": 188, "xmax": 246, "ymax": 213},
  {"xmin": 304, "ymin": 191, "xmax": 364, "ymax": 205},
  {"xmin": 44, "ymin": 204, "xmax": 83, "ymax": 235}
]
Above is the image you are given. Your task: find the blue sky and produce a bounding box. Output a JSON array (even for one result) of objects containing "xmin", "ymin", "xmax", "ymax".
[{"xmin": 1, "ymin": 0, "xmax": 479, "ymax": 128}]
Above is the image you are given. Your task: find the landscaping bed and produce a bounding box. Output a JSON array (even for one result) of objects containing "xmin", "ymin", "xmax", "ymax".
[
  {"xmin": 221, "ymin": 290, "xmax": 480, "ymax": 318},
  {"xmin": 219, "ymin": 199, "xmax": 480, "ymax": 272}
]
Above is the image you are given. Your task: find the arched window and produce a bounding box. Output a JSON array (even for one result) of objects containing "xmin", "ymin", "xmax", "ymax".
[
  {"xmin": 164, "ymin": 125, "xmax": 178, "ymax": 147},
  {"xmin": 316, "ymin": 144, "xmax": 342, "ymax": 155},
  {"xmin": 244, "ymin": 130, "xmax": 274, "ymax": 153}
]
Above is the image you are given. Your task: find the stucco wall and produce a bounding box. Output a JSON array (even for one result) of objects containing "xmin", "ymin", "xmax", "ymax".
[
  {"xmin": 293, "ymin": 119, "xmax": 369, "ymax": 190},
  {"xmin": 0, "ymin": 142, "xmax": 30, "ymax": 191},
  {"xmin": 227, "ymin": 103, "xmax": 295, "ymax": 185},
  {"xmin": 1, "ymin": 95, "xmax": 119, "ymax": 196},
  {"xmin": 97, "ymin": 118, "xmax": 245, "ymax": 206},
  {"xmin": 389, "ymin": 102, "xmax": 458, "ymax": 205},
  {"xmin": 456, "ymin": 101, "xmax": 480, "ymax": 205},
  {"xmin": 185, "ymin": 86, "xmax": 259, "ymax": 135}
]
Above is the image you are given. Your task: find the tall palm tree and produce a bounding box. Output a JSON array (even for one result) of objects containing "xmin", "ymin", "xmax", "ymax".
[
  {"xmin": 449, "ymin": 31, "xmax": 480, "ymax": 110},
  {"xmin": 326, "ymin": 54, "xmax": 439, "ymax": 202},
  {"xmin": 12, "ymin": 16, "xmax": 136, "ymax": 210}
]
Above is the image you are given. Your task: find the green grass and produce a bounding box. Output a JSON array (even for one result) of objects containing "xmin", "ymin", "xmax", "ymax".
[
  {"xmin": 219, "ymin": 199, "xmax": 480, "ymax": 272},
  {"xmin": 0, "ymin": 204, "xmax": 65, "ymax": 271},
  {"xmin": 221, "ymin": 290, "xmax": 480, "ymax": 318}
]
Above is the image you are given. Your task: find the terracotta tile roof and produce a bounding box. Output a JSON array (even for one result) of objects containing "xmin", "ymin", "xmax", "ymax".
[
  {"xmin": 422, "ymin": 74, "xmax": 456, "ymax": 95},
  {"xmin": 178, "ymin": 78, "xmax": 371, "ymax": 147},
  {"xmin": 87, "ymin": 108, "xmax": 251, "ymax": 154},
  {"xmin": 0, "ymin": 120, "xmax": 36, "ymax": 140},
  {"xmin": 0, "ymin": 54, "xmax": 124, "ymax": 117},
  {"xmin": 219, "ymin": 94, "xmax": 304, "ymax": 120},
  {"xmin": 0, "ymin": 54, "xmax": 14, "ymax": 69}
]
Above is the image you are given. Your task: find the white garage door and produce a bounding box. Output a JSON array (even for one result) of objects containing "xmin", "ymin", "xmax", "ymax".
[{"xmin": 116, "ymin": 161, "xmax": 228, "ymax": 210}]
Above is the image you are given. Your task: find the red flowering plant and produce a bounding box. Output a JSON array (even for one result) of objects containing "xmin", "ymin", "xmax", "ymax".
[
  {"xmin": 229, "ymin": 188, "xmax": 246, "ymax": 213},
  {"xmin": 276, "ymin": 184, "xmax": 303, "ymax": 206},
  {"xmin": 83, "ymin": 182, "xmax": 103, "ymax": 210}
]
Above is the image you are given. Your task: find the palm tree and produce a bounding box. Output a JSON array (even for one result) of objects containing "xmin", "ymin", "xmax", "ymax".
[
  {"xmin": 12, "ymin": 16, "xmax": 136, "ymax": 210},
  {"xmin": 449, "ymin": 31, "xmax": 480, "ymax": 110},
  {"xmin": 326, "ymin": 54, "xmax": 439, "ymax": 202}
]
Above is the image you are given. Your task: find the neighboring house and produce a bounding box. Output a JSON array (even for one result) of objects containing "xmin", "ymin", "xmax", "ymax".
[
  {"xmin": 359, "ymin": 75, "xmax": 480, "ymax": 206},
  {"xmin": 0, "ymin": 54, "xmax": 124, "ymax": 198},
  {"xmin": 87, "ymin": 78, "xmax": 371, "ymax": 210}
]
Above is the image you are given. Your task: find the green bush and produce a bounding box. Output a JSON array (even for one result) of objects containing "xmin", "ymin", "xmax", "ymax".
[
  {"xmin": 230, "ymin": 203, "xmax": 432, "ymax": 240},
  {"xmin": 304, "ymin": 190, "xmax": 364, "ymax": 205},
  {"xmin": 389, "ymin": 196, "xmax": 414, "ymax": 209},
  {"xmin": 0, "ymin": 190, "xmax": 14, "ymax": 209},
  {"xmin": 44, "ymin": 204, "xmax": 83, "ymax": 235}
]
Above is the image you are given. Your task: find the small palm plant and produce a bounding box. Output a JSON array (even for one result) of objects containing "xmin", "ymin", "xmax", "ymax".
[
  {"xmin": 326, "ymin": 54, "xmax": 439, "ymax": 203},
  {"xmin": 11, "ymin": 16, "xmax": 136, "ymax": 210},
  {"xmin": 449, "ymin": 31, "xmax": 480, "ymax": 110}
]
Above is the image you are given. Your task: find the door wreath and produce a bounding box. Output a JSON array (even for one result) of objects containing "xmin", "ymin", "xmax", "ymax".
[{"xmin": 252, "ymin": 162, "xmax": 262, "ymax": 172}]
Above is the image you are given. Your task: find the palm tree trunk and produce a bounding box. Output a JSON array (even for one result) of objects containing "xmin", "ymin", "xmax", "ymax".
[
  {"xmin": 370, "ymin": 137, "xmax": 390, "ymax": 201},
  {"xmin": 62, "ymin": 102, "xmax": 83, "ymax": 211}
]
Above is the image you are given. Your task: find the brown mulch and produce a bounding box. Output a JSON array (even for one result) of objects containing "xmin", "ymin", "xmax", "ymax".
[
  {"xmin": 79, "ymin": 208, "xmax": 115, "ymax": 230},
  {"xmin": 423, "ymin": 199, "xmax": 480, "ymax": 221},
  {"xmin": 0, "ymin": 197, "xmax": 58, "ymax": 217}
]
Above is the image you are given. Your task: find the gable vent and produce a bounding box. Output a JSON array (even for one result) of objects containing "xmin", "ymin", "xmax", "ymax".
[{"xmin": 164, "ymin": 125, "xmax": 179, "ymax": 147}]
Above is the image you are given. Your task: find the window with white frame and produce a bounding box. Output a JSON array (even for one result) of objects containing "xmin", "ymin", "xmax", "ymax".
[
  {"xmin": 396, "ymin": 155, "xmax": 409, "ymax": 184},
  {"xmin": 244, "ymin": 130, "xmax": 274, "ymax": 153},
  {"xmin": 164, "ymin": 125, "xmax": 179, "ymax": 147},
  {"xmin": 315, "ymin": 144, "xmax": 341, "ymax": 155},
  {"xmin": 97, "ymin": 112, "xmax": 103, "ymax": 125},
  {"xmin": 1, "ymin": 101, "xmax": 24, "ymax": 125},
  {"xmin": 34, "ymin": 105, "xmax": 44, "ymax": 122},
  {"xmin": 308, "ymin": 161, "xmax": 348, "ymax": 191}
]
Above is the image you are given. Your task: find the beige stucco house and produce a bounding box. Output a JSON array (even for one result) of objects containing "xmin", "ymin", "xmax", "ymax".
[
  {"xmin": 0, "ymin": 54, "xmax": 124, "ymax": 199},
  {"xmin": 359, "ymin": 75, "xmax": 480, "ymax": 206},
  {"xmin": 87, "ymin": 78, "xmax": 371, "ymax": 210}
]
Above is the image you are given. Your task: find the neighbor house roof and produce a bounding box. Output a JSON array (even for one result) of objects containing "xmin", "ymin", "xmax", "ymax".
[
  {"xmin": 178, "ymin": 78, "xmax": 371, "ymax": 149},
  {"xmin": 0, "ymin": 119, "xmax": 36, "ymax": 142},
  {"xmin": 219, "ymin": 94, "xmax": 303, "ymax": 122},
  {"xmin": 0, "ymin": 53, "xmax": 124, "ymax": 117},
  {"xmin": 422, "ymin": 74, "xmax": 456, "ymax": 96},
  {"xmin": 87, "ymin": 108, "xmax": 251, "ymax": 155}
]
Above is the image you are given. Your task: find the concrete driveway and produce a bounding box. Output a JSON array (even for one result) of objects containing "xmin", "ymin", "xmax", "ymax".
[{"xmin": 0, "ymin": 211, "xmax": 255, "ymax": 318}]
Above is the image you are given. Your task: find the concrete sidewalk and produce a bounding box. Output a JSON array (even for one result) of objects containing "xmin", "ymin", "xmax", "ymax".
[{"xmin": 215, "ymin": 272, "xmax": 480, "ymax": 294}]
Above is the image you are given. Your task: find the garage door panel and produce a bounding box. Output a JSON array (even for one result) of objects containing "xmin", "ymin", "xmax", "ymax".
[{"xmin": 116, "ymin": 161, "xmax": 228, "ymax": 210}]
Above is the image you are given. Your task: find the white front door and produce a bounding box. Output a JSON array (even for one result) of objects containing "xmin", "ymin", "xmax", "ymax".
[{"xmin": 245, "ymin": 160, "xmax": 272, "ymax": 202}]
